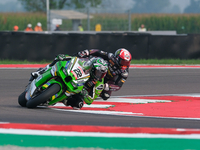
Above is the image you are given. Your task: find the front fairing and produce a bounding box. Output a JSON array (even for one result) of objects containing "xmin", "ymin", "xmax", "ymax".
[{"xmin": 54, "ymin": 57, "xmax": 91, "ymax": 94}]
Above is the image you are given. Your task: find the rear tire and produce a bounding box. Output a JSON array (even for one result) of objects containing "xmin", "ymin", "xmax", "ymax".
[
  {"xmin": 26, "ymin": 84, "xmax": 60, "ymax": 108},
  {"xmin": 18, "ymin": 91, "xmax": 27, "ymax": 107}
]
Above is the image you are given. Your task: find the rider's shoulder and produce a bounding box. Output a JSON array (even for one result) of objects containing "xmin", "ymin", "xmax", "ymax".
[{"xmin": 108, "ymin": 53, "xmax": 114, "ymax": 59}]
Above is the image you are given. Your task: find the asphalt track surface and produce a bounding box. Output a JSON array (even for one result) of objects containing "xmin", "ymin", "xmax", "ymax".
[{"xmin": 1, "ymin": 68, "xmax": 200, "ymax": 129}]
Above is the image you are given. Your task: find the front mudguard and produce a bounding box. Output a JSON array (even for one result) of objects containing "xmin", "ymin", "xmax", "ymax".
[{"xmin": 25, "ymin": 79, "xmax": 37, "ymax": 101}]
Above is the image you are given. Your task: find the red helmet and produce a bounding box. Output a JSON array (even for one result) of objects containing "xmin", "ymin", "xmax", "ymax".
[{"xmin": 115, "ymin": 48, "xmax": 132, "ymax": 70}]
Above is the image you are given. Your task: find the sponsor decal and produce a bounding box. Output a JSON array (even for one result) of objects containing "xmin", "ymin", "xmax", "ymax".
[
  {"xmin": 109, "ymin": 60, "xmax": 115, "ymax": 66},
  {"xmin": 51, "ymin": 65, "xmax": 57, "ymax": 76},
  {"xmin": 65, "ymin": 61, "xmax": 70, "ymax": 69},
  {"xmin": 121, "ymin": 79, "xmax": 126, "ymax": 83},
  {"xmin": 73, "ymin": 68, "xmax": 82, "ymax": 78},
  {"xmin": 71, "ymin": 70, "xmax": 77, "ymax": 79}
]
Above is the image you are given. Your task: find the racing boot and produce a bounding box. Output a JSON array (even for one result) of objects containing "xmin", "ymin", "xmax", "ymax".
[
  {"xmin": 65, "ymin": 94, "xmax": 84, "ymax": 110},
  {"xmin": 100, "ymin": 83, "xmax": 111, "ymax": 100}
]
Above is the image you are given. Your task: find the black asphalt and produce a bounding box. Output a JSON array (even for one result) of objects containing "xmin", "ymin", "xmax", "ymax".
[{"xmin": 1, "ymin": 68, "xmax": 200, "ymax": 128}]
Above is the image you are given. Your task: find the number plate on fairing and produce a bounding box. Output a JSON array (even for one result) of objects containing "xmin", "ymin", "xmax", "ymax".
[{"xmin": 71, "ymin": 59, "xmax": 90, "ymax": 80}]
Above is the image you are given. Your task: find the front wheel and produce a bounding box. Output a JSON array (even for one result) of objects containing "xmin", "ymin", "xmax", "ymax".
[
  {"xmin": 18, "ymin": 91, "xmax": 27, "ymax": 107},
  {"xmin": 26, "ymin": 84, "xmax": 60, "ymax": 108}
]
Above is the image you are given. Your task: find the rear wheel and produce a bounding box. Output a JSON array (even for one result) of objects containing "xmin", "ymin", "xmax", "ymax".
[
  {"xmin": 18, "ymin": 91, "xmax": 27, "ymax": 107},
  {"xmin": 26, "ymin": 84, "xmax": 60, "ymax": 108}
]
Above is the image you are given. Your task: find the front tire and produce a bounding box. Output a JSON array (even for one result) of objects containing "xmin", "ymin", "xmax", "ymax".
[
  {"xmin": 18, "ymin": 91, "xmax": 27, "ymax": 107},
  {"xmin": 26, "ymin": 84, "xmax": 60, "ymax": 108}
]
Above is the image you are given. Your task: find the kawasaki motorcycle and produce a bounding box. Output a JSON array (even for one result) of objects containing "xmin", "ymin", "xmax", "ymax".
[{"xmin": 18, "ymin": 56, "xmax": 108, "ymax": 108}]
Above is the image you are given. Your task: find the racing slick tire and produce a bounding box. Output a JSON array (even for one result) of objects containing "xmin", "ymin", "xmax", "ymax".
[
  {"xmin": 26, "ymin": 84, "xmax": 60, "ymax": 108},
  {"xmin": 18, "ymin": 91, "xmax": 27, "ymax": 107}
]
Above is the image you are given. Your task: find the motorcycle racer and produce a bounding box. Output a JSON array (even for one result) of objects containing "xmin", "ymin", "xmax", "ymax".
[
  {"xmin": 30, "ymin": 55, "xmax": 108, "ymax": 109},
  {"xmin": 75, "ymin": 48, "xmax": 132, "ymax": 100},
  {"xmin": 30, "ymin": 48, "xmax": 132, "ymax": 107}
]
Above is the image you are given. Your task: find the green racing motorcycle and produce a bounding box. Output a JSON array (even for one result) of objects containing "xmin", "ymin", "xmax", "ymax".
[{"xmin": 18, "ymin": 56, "xmax": 108, "ymax": 109}]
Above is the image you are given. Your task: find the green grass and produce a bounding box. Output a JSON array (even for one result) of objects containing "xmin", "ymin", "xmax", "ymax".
[
  {"xmin": 2, "ymin": 12, "xmax": 200, "ymax": 33},
  {"xmin": 1, "ymin": 59, "xmax": 200, "ymax": 65}
]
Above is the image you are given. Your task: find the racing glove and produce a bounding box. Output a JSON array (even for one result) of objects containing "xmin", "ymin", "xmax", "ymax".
[
  {"xmin": 77, "ymin": 50, "xmax": 89, "ymax": 58},
  {"xmin": 56, "ymin": 54, "xmax": 67, "ymax": 60}
]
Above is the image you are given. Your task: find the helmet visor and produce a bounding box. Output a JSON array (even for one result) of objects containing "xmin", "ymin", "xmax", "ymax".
[{"xmin": 118, "ymin": 58, "xmax": 131, "ymax": 67}]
